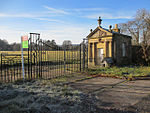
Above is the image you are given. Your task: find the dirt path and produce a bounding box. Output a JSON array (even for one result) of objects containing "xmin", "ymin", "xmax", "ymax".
[{"xmin": 70, "ymin": 77, "xmax": 150, "ymax": 113}]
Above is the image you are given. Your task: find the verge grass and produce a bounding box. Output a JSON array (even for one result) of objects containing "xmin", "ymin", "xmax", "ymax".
[{"xmin": 87, "ymin": 66, "xmax": 150, "ymax": 78}]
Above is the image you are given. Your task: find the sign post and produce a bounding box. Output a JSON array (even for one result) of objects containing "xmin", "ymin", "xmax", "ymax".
[{"xmin": 21, "ymin": 36, "xmax": 28, "ymax": 80}]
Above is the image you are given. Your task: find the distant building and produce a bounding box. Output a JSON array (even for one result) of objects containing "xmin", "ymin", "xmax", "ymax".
[{"xmin": 87, "ymin": 17, "xmax": 132, "ymax": 67}]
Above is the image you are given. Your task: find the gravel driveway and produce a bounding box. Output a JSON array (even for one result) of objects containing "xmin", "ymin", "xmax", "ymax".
[{"xmin": 70, "ymin": 77, "xmax": 150, "ymax": 113}]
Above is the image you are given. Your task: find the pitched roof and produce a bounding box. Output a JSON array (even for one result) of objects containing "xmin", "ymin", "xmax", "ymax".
[
  {"xmin": 86, "ymin": 26, "xmax": 110, "ymax": 38},
  {"xmin": 86, "ymin": 26, "xmax": 132, "ymax": 38}
]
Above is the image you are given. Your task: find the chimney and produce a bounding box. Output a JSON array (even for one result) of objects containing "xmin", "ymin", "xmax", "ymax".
[
  {"xmin": 112, "ymin": 24, "xmax": 120, "ymax": 33},
  {"xmin": 97, "ymin": 17, "xmax": 102, "ymax": 27},
  {"xmin": 115, "ymin": 24, "xmax": 118, "ymax": 29}
]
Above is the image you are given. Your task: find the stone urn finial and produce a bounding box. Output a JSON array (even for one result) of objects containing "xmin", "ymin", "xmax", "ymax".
[
  {"xmin": 90, "ymin": 29, "xmax": 93, "ymax": 33},
  {"xmin": 97, "ymin": 16, "xmax": 102, "ymax": 27},
  {"xmin": 109, "ymin": 25, "xmax": 112, "ymax": 32}
]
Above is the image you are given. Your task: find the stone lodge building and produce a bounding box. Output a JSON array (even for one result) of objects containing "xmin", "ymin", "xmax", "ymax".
[{"xmin": 87, "ymin": 17, "xmax": 132, "ymax": 67}]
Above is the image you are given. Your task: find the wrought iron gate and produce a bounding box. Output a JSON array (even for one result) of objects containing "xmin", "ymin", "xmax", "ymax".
[
  {"xmin": 0, "ymin": 33, "xmax": 88, "ymax": 82},
  {"xmin": 27, "ymin": 33, "xmax": 88, "ymax": 80}
]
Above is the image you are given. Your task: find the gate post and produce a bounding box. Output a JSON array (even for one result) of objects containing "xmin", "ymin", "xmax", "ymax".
[
  {"xmin": 64, "ymin": 47, "xmax": 66, "ymax": 75},
  {"xmin": 40, "ymin": 39, "xmax": 43, "ymax": 78},
  {"xmin": 80, "ymin": 44, "xmax": 81, "ymax": 72},
  {"xmin": 83, "ymin": 43, "xmax": 85, "ymax": 71},
  {"xmin": 38, "ymin": 35, "xmax": 41, "ymax": 78},
  {"xmin": 30, "ymin": 33, "xmax": 33, "ymax": 79},
  {"xmin": 28, "ymin": 38, "xmax": 30, "ymax": 79},
  {"xmin": 1, "ymin": 54, "xmax": 2, "ymax": 82}
]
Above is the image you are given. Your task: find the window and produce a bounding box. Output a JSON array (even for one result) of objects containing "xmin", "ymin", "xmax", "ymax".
[
  {"xmin": 106, "ymin": 42, "xmax": 109, "ymax": 57},
  {"xmin": 122, "ymin": 42, "xmax": 126, "ymax": 57}
]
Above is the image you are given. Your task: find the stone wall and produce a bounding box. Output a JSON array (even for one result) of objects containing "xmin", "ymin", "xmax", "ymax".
[{"xmin": 113, "ymin": 34, "xmax": 132, "ymax": 66}]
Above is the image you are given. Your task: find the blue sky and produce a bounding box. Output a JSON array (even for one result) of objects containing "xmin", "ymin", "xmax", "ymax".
[{"xmin": 0, "ymin": 0, "xmax": 150, "ymax": 44}]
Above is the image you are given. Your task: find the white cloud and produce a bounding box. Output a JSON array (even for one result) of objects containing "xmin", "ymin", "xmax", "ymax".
[
  {"xmin": 0, "ymin": 12, "xmax": 63, "ymax": 22},
  {"xmin": 0, "ymin": 5, "xmax": 70, "ymax": 22},
  {"xmin": 0, "ymin": 26, "xmax": 28, "ymax": 44},
  {"xmin": 33, "ymin": 17, "xmax": 61, "ymax": 22},
  {"xmin": 0, "ymin": 6, "xmax": 136, "ymax": 45},
  {"xmin": 0, "ymin": 13, "xmax": 38, "ymax": 18},
  {"xmin": 31, "ymin": 25, "xmax": 90, "ymax": 44},
  {"xmin": 0, "ymin": 6, "xmax": 69, "ymax": 19},
  {"xmin": 84, "ymin": 13, "xmax": 133, "ymax": 19},
  {"xmin": 73, "ymin": 8, "xmax": 107, "ymax": 12},
  {"xmin": 0, "ymin": 25, "xmax": 90, "ymax": 44},
  {"xmin": 71, "ymin": 7, "xmax": 135, "ymax": 20},
  {"xmin": 43, "ymin": 6, "xmax": 69, "ymax": 15}
]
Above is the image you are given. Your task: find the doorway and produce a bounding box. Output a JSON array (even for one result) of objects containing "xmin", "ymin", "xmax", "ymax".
[{"xmin": 97, "ymin": 48, "xmax": 104, "ymax": 65}]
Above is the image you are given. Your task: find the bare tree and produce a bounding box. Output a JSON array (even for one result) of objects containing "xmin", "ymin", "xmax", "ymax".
[{"xmin": 119, "ymin": 9, "xmax": 150, "ymax": 65}]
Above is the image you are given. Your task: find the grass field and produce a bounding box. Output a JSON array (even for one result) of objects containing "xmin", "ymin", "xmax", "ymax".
[{"xmin": 0, "ymin": 51, "xmax": 82, "ymax": 64}]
